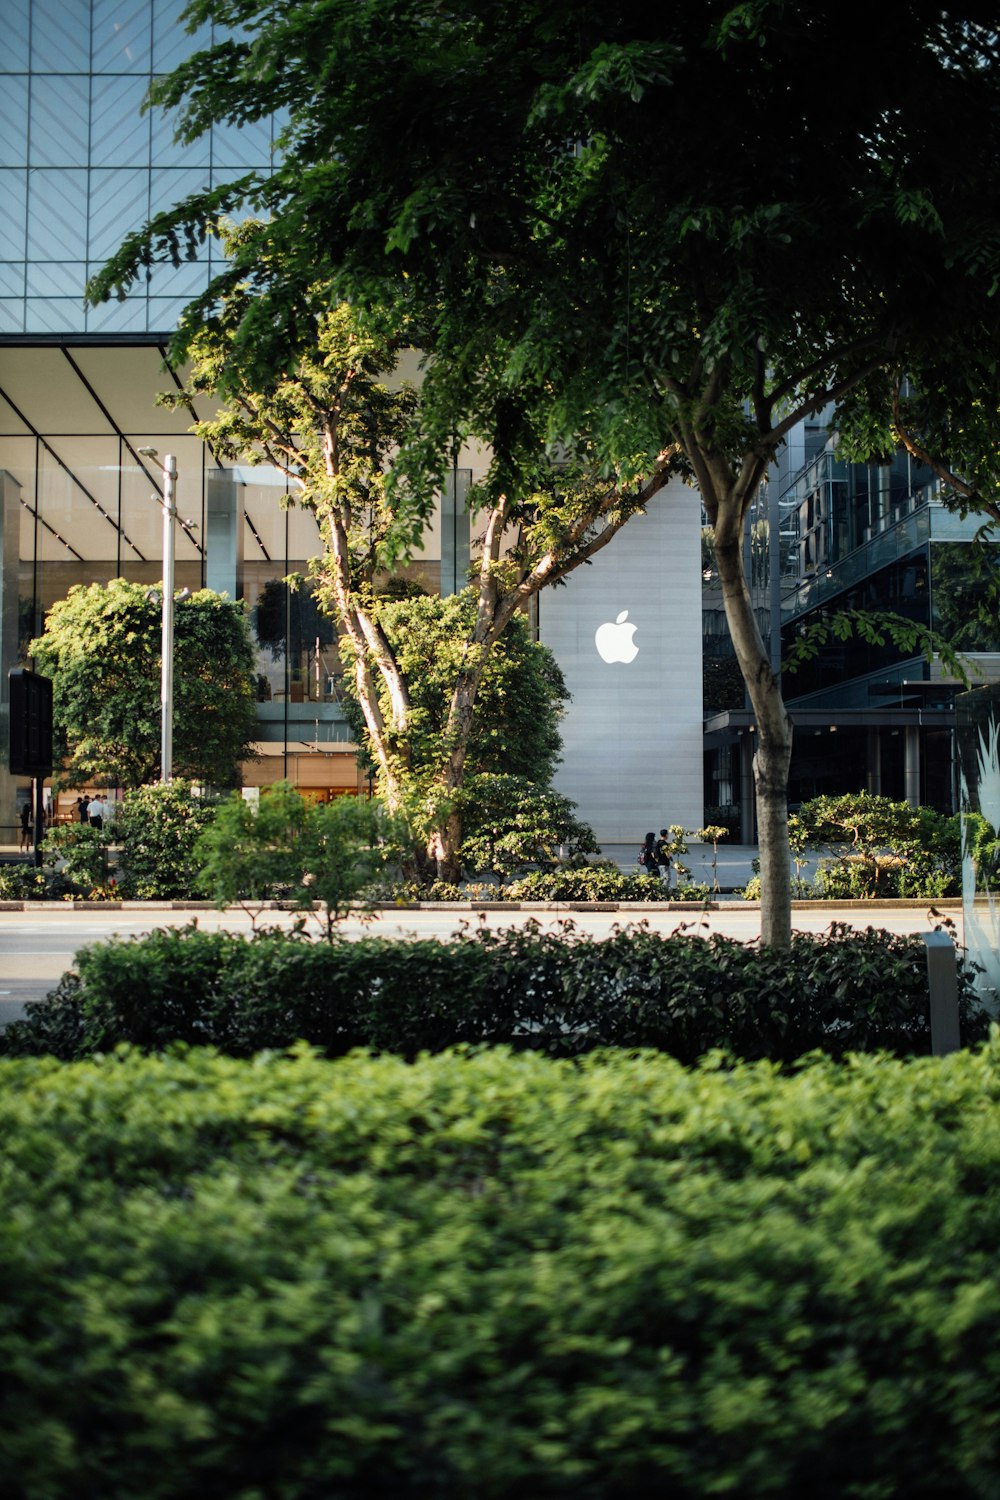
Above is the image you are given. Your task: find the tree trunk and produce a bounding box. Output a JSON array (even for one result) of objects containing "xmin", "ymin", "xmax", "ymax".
[
  {"xmin": 425, "ymin": 655, "xmax": 490, "ymax": 882},
  {"xmin": 713, "ymin": 506, "xmax": 793, "ymax": 948}
]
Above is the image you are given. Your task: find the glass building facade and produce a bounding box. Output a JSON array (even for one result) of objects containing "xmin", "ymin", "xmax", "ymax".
[
  {"xmin": 704, "ymin": 423, "xmax": 1000, "ymax": 830},
  {"xmin": 0, "ymin": 0, "xmax": 281, "ymax": 338},
  {"xmin": 0, "ymin": 0, "xmax": 471, "ymax": 839}
]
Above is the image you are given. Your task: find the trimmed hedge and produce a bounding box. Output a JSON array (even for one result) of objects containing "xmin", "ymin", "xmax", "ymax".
[
  {"xmin": 5, "ymin": 1044, "xmax": 1000, "ymax": 1497},
  {"xmin": 1, "ymin": 919, "xmax": 987, "ymax": 1063}
]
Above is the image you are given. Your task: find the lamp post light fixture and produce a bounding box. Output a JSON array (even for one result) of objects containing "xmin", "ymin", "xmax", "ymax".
[{"xmin": 137, "ymin": 448, "xmax": 178, "ymax": 783}]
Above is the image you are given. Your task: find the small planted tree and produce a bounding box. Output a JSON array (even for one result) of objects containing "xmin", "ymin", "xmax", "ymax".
[
  {"xmin": 455, "ymin": 773, "xmax": 598, "ymax": 882},
  {"xmin": 116, "ymin": 782, "xmax": 218, "ymax": 900},
  {"xmin": 30, "ymin": 580, "xmax": 257, "ymax": 789},
  {"xmin": 197, "ymin": 782, "xmax": 398, "ymax": 939},
  {"xmin": 798, "ymin": 793, "xmax": 961, "ymax": 900}
]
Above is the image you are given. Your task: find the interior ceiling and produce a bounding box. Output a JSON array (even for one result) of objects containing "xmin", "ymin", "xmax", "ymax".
[{"xmin": 0, "ymin": 341, "xmax": 322, "ymax": 564}]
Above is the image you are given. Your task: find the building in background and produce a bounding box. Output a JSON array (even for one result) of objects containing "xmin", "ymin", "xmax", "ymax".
[
  {"xmin": 0, "ymin": 0, "xmax": 703, "ymax": 844},
  {"xmin": 704, "ymin": 415, "xmax": 1000, "ymax": 838}
]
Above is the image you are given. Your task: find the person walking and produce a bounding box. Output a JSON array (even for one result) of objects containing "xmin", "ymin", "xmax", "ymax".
[
  {"xmin": 654, "ymin": 829, "xmax": 673, "ymax": 888},
  {"xmin": 76, "ymin": 795, "xmax": 89, "ymax": 824},
  {"xmin": 18, "ymin": 800, "xmax": 32, "ymax": 851},
  {"xmin": 87, "ymin": 794, "xmax": 104, "ymax": 832},
  {"xmin": 638, "ymin": 831, "xmax": 660, "ymax": 878}
]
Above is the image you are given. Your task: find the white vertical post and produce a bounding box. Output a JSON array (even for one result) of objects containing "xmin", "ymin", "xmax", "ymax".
[{"xmin": 161, "ymin": 454, "xmax": 177, "ymax": 784}]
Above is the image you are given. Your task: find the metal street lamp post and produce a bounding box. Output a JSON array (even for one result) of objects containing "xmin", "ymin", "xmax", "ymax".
[{"xmin": 138, "ymin": 448, "xmax": 178, "ymax": 783}]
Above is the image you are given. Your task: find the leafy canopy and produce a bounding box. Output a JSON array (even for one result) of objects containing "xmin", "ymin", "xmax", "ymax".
[
  {"xmin": 338, "ymin": 590, "xmax": 569, "ymax": 786},
  {"xmin": 92, "ymin": 1, "xmax": 1000, "ymax": 504},
  {"xmin": 30, "ymin": 579, "xmax": 258, "ymax": 789}
]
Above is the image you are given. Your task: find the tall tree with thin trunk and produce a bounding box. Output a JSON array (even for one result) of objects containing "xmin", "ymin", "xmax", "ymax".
[
  {"xmin": 169, "ymin": 277, "xmax": 661, "ymax": 878},
  {"xmin": 92, "ymin": 0, "xmax": 1000, "ymax": 942}
]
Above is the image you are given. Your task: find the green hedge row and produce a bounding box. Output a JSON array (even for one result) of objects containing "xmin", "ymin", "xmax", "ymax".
[
  {"xmin": 1, "ymin": 919, "xmax": 986, "ymax": 1063},
  {"xmin": 4, "ymin": 1043, "xmax": 1000, "ymax": 1497}
]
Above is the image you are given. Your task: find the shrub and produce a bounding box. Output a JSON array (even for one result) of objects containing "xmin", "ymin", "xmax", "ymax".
[
  {"xmin": 0, "ymin": 863, "xmax": 71, "ymax": 901},
  {"xmin": 115, "ymin": 782, "xmax": 217, "ymax": 899},
  {"xmin": 456, "ymin": 772, "xmax": 600, "ymax": 878},
  {"xmin": 508, "ymin": 862, "xmax": 710, "ymax": 902},
  {"xmin": 5, "ymin": 1043, "xmax": 1000, "ymax": 1497},
  {"xmin": 40, "ymin": 822, "xmax": 113, "ymax": 895},
  {"xmin": 800, "ymin": 792, "xmax": 961, "ymax": 899},
  {"xmin": 197, "ymin": 784, "xmax": 401, "ymax": 938},
  {"xmin": 2, "ymin": 920, "xmax": 986, "ymax": 1065}
]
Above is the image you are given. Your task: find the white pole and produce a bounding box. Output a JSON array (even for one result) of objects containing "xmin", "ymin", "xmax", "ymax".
[{"xmin": 161, "ymin": 454, "xmax": 178, "ymax": 784}]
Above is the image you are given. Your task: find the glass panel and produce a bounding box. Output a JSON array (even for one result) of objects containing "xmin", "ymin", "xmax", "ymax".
[
  {"xmin": 0, "ymin": 299, "xmax": 24, "ymax": 334},
  {"xmin": 149, "ymin": 166, "xmax": 213, "ymax": 219},
  {"xmin": 0, "ymin": 0, "xmax": 29, "ymax": 73},
  {"xmin": 151, "ymin": 107, "xmax": 211, "ymax": 168},
  {"xmin": 24, "ymin": 297, "xmax": 88, "ymax": 334},
  {"xmin": 118, "ymin": 437, "xmax": 205, "ymax": 572},
  {"xmin": 85, "ymin": 294, "xmax": 150, "ymax": 335},
  {"xmin": 210, "ymin": 117, "xmax": 273, "ymax": 169},
  {"xmin": 0, "ymin": 171, "xmax": 28, "ymax": 258},
  {"xmin": 25, "ymin": 262, "xmax": 88, "ymax": 298},
  {"xmin": 92, "ymin": 0, "xmax": 153, "ymax": 73},
  {"xmin": 31, "ymin": 0, "xmax": 90, "ymax": 73},
  {"xmin": 88, "ymin": 168, "xmax": 151, "ymax": 260},
  {"xmin": 90, "ymin": 77, "xmax": 152, "ymax": 167},
  {"xmin": 145, "ymin": 258, "xmax": 211, "ymax": 297},
  {"xmin": 147, "ymin": 295, "xmax": 193, "ymax": 331},
  {"xmin": 26, "ymin": 170, "xmax": 88, "ymax": 262},
  {"xmin": 153, "ymin": 0, "xmax": 211, "ymax": 72},
  {"xmin": 0, "ymin": 76, "xmax": 29, "ymax": 165},
  {"xmin": 29, "ymin": 75, "xmax": 89, "ymax": 167}
]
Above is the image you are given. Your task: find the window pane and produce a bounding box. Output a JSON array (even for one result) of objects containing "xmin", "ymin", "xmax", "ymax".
[
  {"xmin": 92, "ymin": 0, "xmax": 153, "ymax": 74},
  {"xmin": 25, "ymin": 262, "xmax": 88, "ymax": 298},
  {"xmin": 31, "ymin": 0, "xmax": 90, "ymax": 73},
  {"xmin": 26, "ymin": 171, "xmax": 88, "ymax": 262},
  {"xmin": 88, "ymin": 169, "xmax": 151, "ymax": 260},
  {"xmin": 0, "ymin": 299, "xmax": 25, "ymax": 334},
  {"xmin": 90, "ymin": 77, "xmax": 152, "ymax": 167},
  {"xmin": 0, "ymin": 172, "xmax": 27, "ymax": 258},
  {"xmin": 151, "ymin": 107, "xmax": 210, "ymax": 168},
  {"xmin": 0, "ymin": 77, "xmax": 29, "ymax": 165},
  {"xmin": 24, "ymin": 297, "xmax": 87, "ymax": 334},
  {"xmin": 86, "ymin": 295, "xmax": 149, "ymax": 335},
  {"xmin": 153, "ymin": 0, "xmax": 211, "ymax": 73},
  {"xmin": 0, "ymin": 264, "xmax": 25, "ymax": 297},
  {"xmin": 29, "ymin": 76, "xmax": 89, "ymax": 168},
  {"xmin": 0, "ymin": 0, "xmax": 29, "ymax": 73},
  {"xmin": 210, "ymin": 117, "xmax": 273, "ymax": 170}
]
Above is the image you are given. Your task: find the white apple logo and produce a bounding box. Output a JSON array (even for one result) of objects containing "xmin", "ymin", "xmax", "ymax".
[{"xmin": 595, "ymin": 609, "xmax": 639, "ymax": 664}]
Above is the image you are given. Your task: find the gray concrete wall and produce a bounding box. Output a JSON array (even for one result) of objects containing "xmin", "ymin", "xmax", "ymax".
[{"xmin": 539, "ymin": 478, "xmax": 704, "ymax": 845}]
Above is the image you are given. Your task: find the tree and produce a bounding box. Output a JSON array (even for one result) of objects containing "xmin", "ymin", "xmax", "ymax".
[
  {"xmin": 90, "ymin": 2, "xmax": 1000, "ymax": 943},
  {"xmin": 340, "ymin": 591, "xmax": 569, "ymax": 781},
  {"xmin": 456, "ymin": 773, "xmax": 599, "ymax": 881},
  {"xmin": 116, "ymin": 782, "xmax": 219, "ymax": 898},
  {"xmin": 30, "ymin": 579, "xmax": 257, "ymax": 789},
  {"xmin": 196, "ymin": 782, "xmax": 399, "ymax": 939},
  {"xmin": 155, "ymin": 287, "xmax": 652, "ymax": 880}
]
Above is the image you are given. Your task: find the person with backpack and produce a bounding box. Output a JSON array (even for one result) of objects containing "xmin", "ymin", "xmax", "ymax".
[
  {"xmin": 654, "ymin": 829, "xmax": 673, "ymax": 887},
  {"xmin": 638, "ymin": 831, "xmax": 660, "ymax": 878}
]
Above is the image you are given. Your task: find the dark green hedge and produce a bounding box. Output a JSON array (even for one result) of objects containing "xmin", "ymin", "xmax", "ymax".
[
  {"xmin": 1, "ymin": 919, "xmax": 986, "ymax": 1063},
  {"xmin": 4, "ymin": 1043, "xmax": 1000, "ymax": 1498}
]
